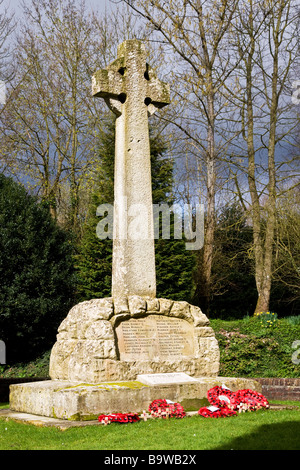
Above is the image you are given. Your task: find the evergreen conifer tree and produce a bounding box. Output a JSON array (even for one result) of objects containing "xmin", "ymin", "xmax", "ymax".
[
  {"xmin": 0, "ymin": 174, "xmax": 75, "ymax": 362},
  {"xmin": 206, "ymin": 204, "xmax": 256, "ymax": 318}
]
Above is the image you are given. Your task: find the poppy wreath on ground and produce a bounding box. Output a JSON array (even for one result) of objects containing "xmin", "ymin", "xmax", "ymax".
[
  {"xmin": 198, "ymin": 406, "xmax": 237, "ymax": 418},
  {"xmin": 207, "ymin": 386, "xmax": 269, "ymax": 412},
  {"xmin": 98, "ymin": 413, "xmax": 140, "ymax": 424},
  {"xmin": 148, "ymin": 399, "xmax": 186, "ymax": 418},
  {"xmin": 207, "ymin": 385, "xmax": 235, "ymax": 409},
  {"xmin": 234, "ymin": 389, "xmax": 269, "ymax": 411}
]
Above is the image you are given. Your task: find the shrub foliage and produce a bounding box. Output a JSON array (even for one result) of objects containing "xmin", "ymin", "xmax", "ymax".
[
  {"xmin": 0, "ymin": 175, "xmax": 75, "ymax": 362},
  {"xmin": 211, "ymin": 317, "xmax": 300, "ymax": 378}
]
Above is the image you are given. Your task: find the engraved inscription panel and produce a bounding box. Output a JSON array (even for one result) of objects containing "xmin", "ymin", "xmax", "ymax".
[{"xmin": 116, "ymin": 315, "xmax": 195, "ymax": 361}]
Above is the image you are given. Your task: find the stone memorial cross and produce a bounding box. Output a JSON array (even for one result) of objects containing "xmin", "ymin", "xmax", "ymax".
[{"xmin": 92, "ymin": 40, "xmax": 170, "ymax": 300}]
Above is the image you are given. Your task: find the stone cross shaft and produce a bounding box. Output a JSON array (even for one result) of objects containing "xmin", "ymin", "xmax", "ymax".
[{"xmin": 92, "ymin": 40, "xmax": 170, "ymax": 300}]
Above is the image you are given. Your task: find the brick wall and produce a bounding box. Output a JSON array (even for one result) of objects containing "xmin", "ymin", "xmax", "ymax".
[{"xmin": 254, "ymin": 378, "xmax": 300, "ymax": 401}]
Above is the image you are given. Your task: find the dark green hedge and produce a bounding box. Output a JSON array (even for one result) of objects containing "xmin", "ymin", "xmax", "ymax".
[{"xmin": 0, "ymin": 175, "xmax": 75, "ymax": 363}]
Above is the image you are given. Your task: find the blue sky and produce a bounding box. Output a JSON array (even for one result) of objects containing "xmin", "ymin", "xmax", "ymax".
[{"xmin": 4, "ymin": 0, "xmax": 112, "ymax": 15}]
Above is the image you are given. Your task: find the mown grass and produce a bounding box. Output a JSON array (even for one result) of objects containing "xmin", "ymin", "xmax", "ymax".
[{"xmin": 0, "ymin": 403, "xmax": 300, "ymax": 450}]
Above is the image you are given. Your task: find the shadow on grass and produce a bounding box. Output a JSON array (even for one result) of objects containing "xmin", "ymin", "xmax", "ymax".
[{"xmin": 214, "ymin": 421, "xmax": 300, "ymax": 450}]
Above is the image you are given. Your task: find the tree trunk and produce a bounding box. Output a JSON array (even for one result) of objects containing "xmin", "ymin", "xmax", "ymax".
[
  {"xmin": 241, "ymin": 0, "xmax": 287, "ymax": 314},
  {"xmin": 193, "ymin": 89, "xmax": 216, "ymax": 314}
]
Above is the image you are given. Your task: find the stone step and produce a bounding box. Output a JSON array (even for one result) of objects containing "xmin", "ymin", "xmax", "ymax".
[{"xmin": 9, "ymin": 376, "xmax": 262, "ymax": 421}]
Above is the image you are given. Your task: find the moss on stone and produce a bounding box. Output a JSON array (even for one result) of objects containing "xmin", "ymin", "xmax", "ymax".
[
  {"xmin": 61, "ymin": 380, "xmax": 147, "ymax": 392},
  {"xmin": 68, "ymin": 413, "xmax": 98, "ymax": 421},
  {"xmin": 103, "ymin": 381, "xmax": 147, "ymax": 389}
]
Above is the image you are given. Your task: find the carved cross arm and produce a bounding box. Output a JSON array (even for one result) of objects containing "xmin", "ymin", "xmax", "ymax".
[{"xmin": 92, "ymin": 57, "xmax": 126, "ymax": 101}]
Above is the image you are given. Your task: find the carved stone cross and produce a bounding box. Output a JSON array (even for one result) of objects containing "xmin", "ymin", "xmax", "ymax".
[{"xmin": 92, "ymin": 40, "xmax": 170, "ymax": 300}]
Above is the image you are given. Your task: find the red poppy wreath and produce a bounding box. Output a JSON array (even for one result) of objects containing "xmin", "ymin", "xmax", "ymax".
[
  {"xmin": 199, "ymin": 385, "xmax": 270, "ymax": 417},
  {"xmin": 98, "ymin": 413, "xmax": 140, "ymax": 424},
  {"xmin": 207, "ymin": 385, "xmax": 235, "ymax": 408},
  {"xmin": 198, "ymin": 406, "xmax": 237, "ymax": 418},
  {"xmin": 148, "ymin": 399, "xmax": 186, "ymax": 418}
]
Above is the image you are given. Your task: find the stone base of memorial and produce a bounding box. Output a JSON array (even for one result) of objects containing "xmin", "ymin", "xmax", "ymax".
[
  {"xmin": 9, "ymin": 296, "xmax": 262, "ymax": 420},
  {"xmin": 9, "ymin": 376, "xmax": 262, "ymax": 421},
  {"xmin": 49, "ymin": 296, "xmax": 220, "ymax": 382}
]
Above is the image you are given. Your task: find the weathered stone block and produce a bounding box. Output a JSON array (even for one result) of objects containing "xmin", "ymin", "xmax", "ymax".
[
  {"xmin": 49, "ymin": 296, "xmax": 220, "ymax": 383},
  {"xmin": 9, "ymin": 377, "xmax": 262, "ymax": 420},
  {"xmin": 190, "ymin": 305, "xmax": 210, "ymax": 327},
  {"xmin": 157, "ymin": 298, "xmax": 173, "ymax": 315},
  {"xmin": 128, "ymin": 295, "xmax": 147, "ymax": 316}
]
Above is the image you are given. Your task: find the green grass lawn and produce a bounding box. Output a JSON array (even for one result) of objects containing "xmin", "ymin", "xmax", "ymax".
[{"xmin": 1, "ymin": 403, "xmax": 299, "ymax": 450}]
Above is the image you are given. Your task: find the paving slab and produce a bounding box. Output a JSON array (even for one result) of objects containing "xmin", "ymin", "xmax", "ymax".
[
  {"xmin": 0, "ymin": 408, "xmax": 200, "ymax": 430},
  {"xmin": 0, "ymin": 408, "xmax": 99, "ymax": 430}
]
